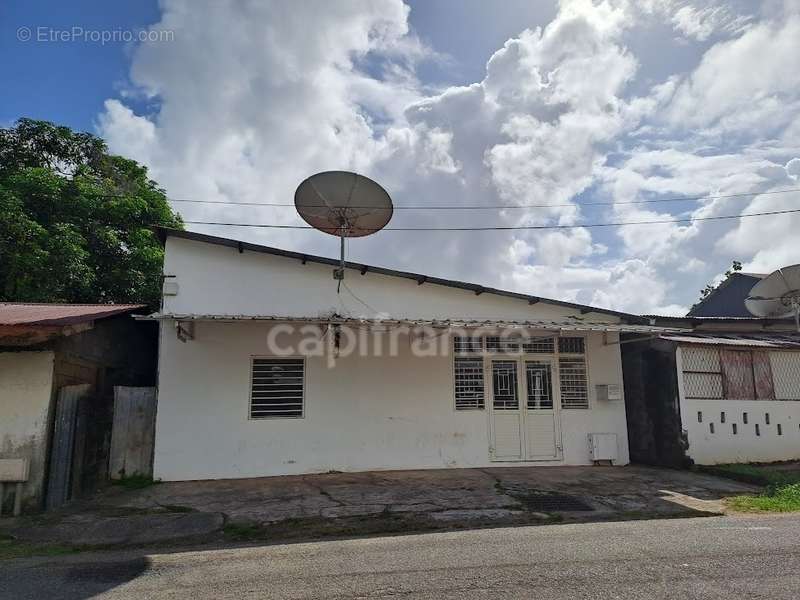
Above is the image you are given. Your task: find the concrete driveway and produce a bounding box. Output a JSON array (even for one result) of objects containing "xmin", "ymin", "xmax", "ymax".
[
  {"xmin": 3, "ymin": 466, "xmax": 759, "ymax": 548},
  {"xmin": 102, "ymin": 465, "xmax": 756, "ymax": 524}
]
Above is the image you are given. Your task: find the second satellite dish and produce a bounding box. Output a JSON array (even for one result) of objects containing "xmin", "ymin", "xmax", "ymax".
[
  {"xmin": 295, "ymin": 171, "xmax": 393, "ymax": 286},
  {"xmin": 745, "ymin": 264, "xmax": 800, "ymax": 330}
]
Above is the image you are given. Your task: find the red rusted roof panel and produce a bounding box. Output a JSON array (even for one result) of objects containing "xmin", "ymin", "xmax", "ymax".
[{"xmin": 0, "ymin": 303, "xmax": 145, "ymax": 326}]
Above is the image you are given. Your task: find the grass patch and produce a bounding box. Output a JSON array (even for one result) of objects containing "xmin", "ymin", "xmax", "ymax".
[
  {"xmin": 727, "ymin": 483, "xmax": 800, "ymax": 513},
  {"xmin": 111, "ymin": 474, "xmax": 160, "ymax": 491},
  {"xmin": 698, "ymin": 463, "xmax": 800, "ymax": 487},
  {"xmin": 705, "ymin": 463, "xmax": 800, "ymax": 513},
  {"xmin": 0, "ymin": 536, "xmax": 80, "ymax": 560}
]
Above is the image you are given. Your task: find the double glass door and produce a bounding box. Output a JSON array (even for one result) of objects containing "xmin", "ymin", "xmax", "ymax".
[{"xmin": 489, "ymin": 358, "xmax": 562, "ymax": 461}]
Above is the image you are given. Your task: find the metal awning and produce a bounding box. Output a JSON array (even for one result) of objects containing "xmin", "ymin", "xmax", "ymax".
[
  {"xmin": 661, "ymin": 332, "xmax": 800, "ymax": 349},
  {"xmin": 141, "ymin": 313, "xmax": 690, "ymax": 334}
]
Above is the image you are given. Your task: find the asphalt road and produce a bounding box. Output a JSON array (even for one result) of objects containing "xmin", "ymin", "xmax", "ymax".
[{"xmin": 2, "ymin": 514, "xmax": 800, "ymax": 599}]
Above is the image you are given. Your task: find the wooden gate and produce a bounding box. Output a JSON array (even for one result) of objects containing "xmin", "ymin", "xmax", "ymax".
[
  {"xmin": 46, "ymin": 384, "xmax": 92, "ymax": 510},
  {"xmin": 109, "ymin": 387, "xmax": 157, "ymax": 479}
]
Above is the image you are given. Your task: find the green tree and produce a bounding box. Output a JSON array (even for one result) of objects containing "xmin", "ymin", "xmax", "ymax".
[
  {"xmin": 0, "ymin": 118, "xmax": 182, "ymax": 308},
  {"xmin": 697, "ymin": 260, "xmax": 743, "ymax": 302}
]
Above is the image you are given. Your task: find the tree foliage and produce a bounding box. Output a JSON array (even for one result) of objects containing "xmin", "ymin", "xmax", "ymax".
[
  {"xmin": 698, "ymin": 260, "xmax": 743, "ymax": 301},
  {"xmin": 0, "ymin": 118, "xmax": 182, "ymax": 308}
]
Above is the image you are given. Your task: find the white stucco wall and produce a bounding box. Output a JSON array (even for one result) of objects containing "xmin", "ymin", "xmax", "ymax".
[
  {"xmin": 0, "ymin": 351, "xmax": 55, "ymax": 506},
  {"xmin": 153, "ymin": 235, "xmax": 630, "ymax": 480},
  {"xmin": 161, "ymin": 236, "xmax": 618, "ymax": 322},
  {"xmin": 153, "ymin": 322, "xmax": 629, "ymax": 481},
  {"xmin": 682, "ymin": 399, "xmax": 800, "ymax": 464},
  {"xmin": 676, "ymin": 346, "xmax": 800, "ymax": 464}
]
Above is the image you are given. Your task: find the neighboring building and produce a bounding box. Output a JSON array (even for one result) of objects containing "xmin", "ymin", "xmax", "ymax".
[
  {"xmin": 149, "ymin": 229, "xmax": 682, "ymax": 482},
  {"xmin": 688, "ymin": 272, "xmax": 766, "ymax": 317},
  {"xmin": 624, "ymin": 315, "xmax": 800, "ymax": 466},
  {"xmin": 0, "ymin": 304, "xmax": 156, "ymax": 511}
]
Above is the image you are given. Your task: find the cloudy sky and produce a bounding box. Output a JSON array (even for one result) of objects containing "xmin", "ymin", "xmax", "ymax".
[{"xmin": 4, "ymin": 0, "xmax": 800, "ymax": 315}]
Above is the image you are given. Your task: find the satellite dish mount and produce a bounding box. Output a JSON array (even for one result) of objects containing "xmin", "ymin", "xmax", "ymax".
[
  {"xmin": 295, "ymin": 171, "xmax": 393, "ymax": 291},
  {"xmin": 745, "ymin": 264, "xmax": 800, "ymax": 332}
]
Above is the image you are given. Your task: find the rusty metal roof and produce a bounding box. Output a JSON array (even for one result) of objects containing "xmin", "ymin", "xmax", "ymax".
[{"xmin": 0, "ymin": 303, "xmax": 145, "ymax": 326}]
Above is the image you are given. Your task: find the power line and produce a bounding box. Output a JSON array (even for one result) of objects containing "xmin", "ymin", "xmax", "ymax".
[
  {"xmin": 78, "ymin": 187, "xmax": 800, "ymax": 211},
  {"xmin": 182, "ymin": 207, "xmax": 800, "ymax": 232},
  {"xmin": 166, "ymin": 187, "xmax": 800, "ymax": 211}
]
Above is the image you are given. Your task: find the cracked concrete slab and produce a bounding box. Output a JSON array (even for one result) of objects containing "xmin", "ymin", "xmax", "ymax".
[
  {"xmin": 10, "ymin": 512, "xmax": 224, "ymax": 546},
  {"xmin": 14, "ymin": 464, "xmax": 758, "ymax": 547},
  {"xmin": 429, "ymin": 509, "xmax": 528, "ymax": 522}
]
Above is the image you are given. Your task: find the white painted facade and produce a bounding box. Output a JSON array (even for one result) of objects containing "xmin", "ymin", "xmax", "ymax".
[
  {"xmin": 676, "ymin": 345, "xmax": 800, "ymax": 464},
  {"xmin": 0, "ymin": 351, "xmax": 55, "ymax": 503},
  {"xmin": 153, "ymin": 235, "xmax": 632, "ymax": 481}
]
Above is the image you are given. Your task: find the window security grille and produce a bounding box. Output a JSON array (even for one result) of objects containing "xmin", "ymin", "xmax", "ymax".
[
  {"xmin": 558, "ymin": 337, "xmax": 585, "ymax": 354},
  {"xmin": 770, "ymin": 352, "xmax": 800, "ymax": 400},
  {"xmin": 454, "ymin": 358, "xmax": 485, "ymax": 409},
  {"xmin": 484, "ymin": 336, "xmax": 557, "ymax": 353},
  {"xmin": 526, "ymin": 362, "xmax": 553, "ymax": 409},
  {"xmin": 559, "ymin": 357, "xmax": 589, "ymax": 409},
  {"xmin": 250, "ymin": 358, "xmax": 304, "ymax": 418},
  {"xmin": 485, "ymin": 337, "xmax": 520, "ymax": 353},
  {"xmin": 522, "ymin": 337, "xmax": 555, "ymax": 353},
  {"xmin": 682, "ymin": 346, "xmax": 723, "ymax": 399},
  {"xmin": 453, "ymin": 336, "xmax": 483, "ymax": 353},
  {"xmin": 682, "ymin": 345, "xmax": 788, "ymax": 400},
  {"xmin": 492, "ymin": 361, "xmax": 519, "ymax": 409}
]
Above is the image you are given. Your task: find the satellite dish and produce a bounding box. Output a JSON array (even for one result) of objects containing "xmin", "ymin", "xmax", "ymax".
[
  {"xmin": 745, "ymin": 264, "xmax": 800, "ymax": 331},
  {"xmin": 295, "ymin": 171, "xmax": 393, "ymax": 288}
]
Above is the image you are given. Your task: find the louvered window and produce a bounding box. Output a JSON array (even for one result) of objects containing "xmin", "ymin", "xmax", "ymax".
[
  {"xmin": 250, "ymin": 358, "xmax": 305, "ymax": 418},
  {"xmin": 559, "ymin": 357, "xmax": 589, "ymax": 409},
  {"xmin": 454, "ymin": 358, "xmax": 485, "ymax": 409}
]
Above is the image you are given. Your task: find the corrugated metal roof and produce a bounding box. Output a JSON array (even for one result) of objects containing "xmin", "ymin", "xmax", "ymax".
[
  {"xmin": 661, "ymin": 332, "xmax": 800, "ymax": 349},
  {"xmin": 0, "ymin": 303, "xmax": 145, "ymax": 326},
  {"xmin": 144, "ymin": 313, "xmax": 689, "ymax": 334}
]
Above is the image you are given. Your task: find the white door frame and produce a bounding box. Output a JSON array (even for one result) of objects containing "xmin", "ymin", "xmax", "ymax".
[{"xmin": 487, "ymin": 354, "xmax": 563, "ymax": 462}]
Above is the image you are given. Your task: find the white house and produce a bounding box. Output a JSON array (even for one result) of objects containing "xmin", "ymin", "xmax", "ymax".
[{"xmin": 149, "ymin": 229, "xmax": 681, "ymax": 482}]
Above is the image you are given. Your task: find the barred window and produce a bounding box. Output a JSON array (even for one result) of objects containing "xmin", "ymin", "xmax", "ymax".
[
  {"xmin": 454, "ymin": 336, "xmax": 483, "ymax": 354},
  {"xmin": 454, "ymin": 357, "xmax": 485, "ymax": 409},
  {"xmin": 485, "ymin": 336, "xmax": 520, "ymax": 353},
  {"xmin": 559, "ymin": 357, "xmax": 589, "ymax": 409},
  {"xmin": 250, "ymin": 358, "xmax": 305, "ymax": 418},
  {"xmin": 522, "ymin": 337, "xmax": 555, "ymax": 353},
  {"xmin": 558, "ymin": 336, "xmax": 585, "ymax": 354}
]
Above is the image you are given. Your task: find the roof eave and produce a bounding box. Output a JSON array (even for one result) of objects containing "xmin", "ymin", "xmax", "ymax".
[{"xmin": 156, "ymin": 227, "xmax": 647, "ymax": 324}]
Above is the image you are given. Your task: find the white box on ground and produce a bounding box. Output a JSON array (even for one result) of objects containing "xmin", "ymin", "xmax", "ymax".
[{"xmin": 588, "ymin": 433, "xmax": 618, "ymax": 462}]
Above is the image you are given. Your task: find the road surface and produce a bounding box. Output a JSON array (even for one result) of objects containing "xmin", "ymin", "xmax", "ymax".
[{"xmin": 2, "ymin": 514, "xmax": 800, "ymax": 599}]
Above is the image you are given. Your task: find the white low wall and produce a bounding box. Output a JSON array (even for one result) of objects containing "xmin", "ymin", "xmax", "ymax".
[
  {"xmin": 153, "ymin": 322, "xmax": 629, "ymax": 481},
  {"xmin": 683, "ymin": 398, "xmax": 800, "ymax": 464},
  {"xmin": 0, "ymin": 351, "xmax": 55, "ymax": 507}
]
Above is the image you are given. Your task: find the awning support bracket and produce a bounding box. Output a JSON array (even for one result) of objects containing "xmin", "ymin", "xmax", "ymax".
[{"xmin": 176, "ymin": 320, "xmax": 195, "ymax": 343}]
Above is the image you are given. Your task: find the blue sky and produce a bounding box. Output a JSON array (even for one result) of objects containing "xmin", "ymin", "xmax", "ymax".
[
  {"xmin": 0, "ymin": 1, "xmax": 161, "ymax": 129},
  {"xmin": 3, "ymin": 1, "xmax": 799, "ymax": 315}
]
